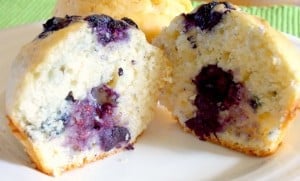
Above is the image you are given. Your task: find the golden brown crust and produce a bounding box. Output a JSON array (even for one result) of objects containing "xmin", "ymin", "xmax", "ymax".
[
  {"xmin": 8, "ymin": 117, "xmax": 51, "ymax": 174},
  {"xmin": 177, "ymin": 100, "xmax": 300, "ymax": 157},
  {"xmin": 180, "ymin": 122, "xmax": 280, "ymax": 157},
  {"xmin": 205, "ymin": 132, "xmax": 281, "ymax": 157},
  {"xmin": 282, "ymin": 102, "xmax": 300, "ymax": 131},
  {"xmin": 8, "ymin": 116, "xmax": 140, "ymax": 176}
]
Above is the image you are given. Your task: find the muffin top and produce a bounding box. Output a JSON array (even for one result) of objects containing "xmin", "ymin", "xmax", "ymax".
[{"xmin": 54, "ymin": 0, "xmax": 193, "ymax": 41}]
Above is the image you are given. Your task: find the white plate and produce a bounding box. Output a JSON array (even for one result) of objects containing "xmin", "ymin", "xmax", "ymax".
[{"xmin": 0, "ymin": 24, "xmax": 300, "ymax": 181}]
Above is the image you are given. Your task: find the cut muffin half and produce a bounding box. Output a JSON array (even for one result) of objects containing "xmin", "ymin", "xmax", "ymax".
[
  {"xmin": 6, "ymin": 14, "xmax": 168, "ymax": 175},
  {"xmin": 154, "ymin": 1, "xmax": 300, "ymax": 156}
]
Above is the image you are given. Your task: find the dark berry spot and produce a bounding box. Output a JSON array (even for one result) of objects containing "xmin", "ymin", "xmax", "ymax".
[
  {"xmin": 183, "ymin": 2, "xmax": 235, "ymax": 32},
  {"xmin": 118, "ymin": 68, "xmax": 124, "ymax": 76},
  {"xmin": 84, "ymin": 14, "xmax": 130, "ymax": 46},
  {"xmin": 38, "ymin": 15, "xmax": 81, "ymax": 38},
  {"xmin": 125, "ymin": 144, "xmax": 135, "ymax": 150},
  {"xmin": 187, "ymin": 36, "xmax": 197, "ymax": 49},
  {"xmin": 65, "ymin": 91, "xmax": 76, "ymax": 102},
  {"xmin": 131, "ymin": 60, "xmax": 136, "ymax": 65},
  {"xmin": 185, "ymin": 64, "xmax": 246, "ymax": 139},
  {"xmin": 194, "ymin": 95, "xmax": 219, "ymax": 122},
  {"xmin": 121, "ymin": 17, "xmax": 139, "ymax": 29},
  {"xmin": 249, "ymin": 96, "xmax": 261, "ymax": 111},
  {"xmin": 195, "ymin": 65, "xmax": 233, "ymax": 102}
]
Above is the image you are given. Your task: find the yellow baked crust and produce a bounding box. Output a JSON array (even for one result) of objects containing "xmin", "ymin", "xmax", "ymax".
[
  {"xmin": 8, "ymin": 117, "xmax": 132, "ymax": 175},
  {"xmin": 178, "ymin": 100, "xmax": 299, "ymax": 156}
]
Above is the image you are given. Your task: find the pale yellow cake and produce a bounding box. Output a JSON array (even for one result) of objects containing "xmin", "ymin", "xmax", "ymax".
[
  {"xmin": 154, "ymin": 2, "xmax": 300, "ymax": 156},
  {"xmin": 54, "ymin": 0, "xmax": 193, "ymax": 41},
  {"xmin": 6, "ymin": 15, "xmax": 168, "ymax": 175}
]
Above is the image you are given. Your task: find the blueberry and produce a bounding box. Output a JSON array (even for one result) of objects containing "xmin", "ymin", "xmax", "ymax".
[
  {"xmin": 194, "ymin": 95, "xmax": 219, "ymax": 122},
  {"xmin": 125, "ymin": 144, "xmax": 135, "ymax": 150},
  {"xmin": 185, "ymin": 64, "xmax": 246, "ymax": 139},
  {"xmin": 221, "ymin": 83, "xmax": 244, "ymax": 110},
  {"xmin": 65, "ymin": 91, "xmax": 76, "ymax": 102},
  {"xmin": 186, "ymin": 94, "xmax": 220, "ymax": 140},
  {"xmin": 99, "ymin": 126, "xmax": 130, "ymax": 151},
  {"xmin": 84, "ymin": 14, "xmax": 130, "ymax": 46},
  {"xmin": 121, "ymin": 17, "xmax": 139, "ymax": 29},
  {"xmin": 187, "ymin": 36, "xmax": 197, "ymax": 49},
  {"xmin": 38, "ymin": 15, "xmax": 81, "ymax": 38},
  {"xmin": 195, "ymin": 65, "xmax": 233, "ymax": 102},
  {"xmin": 183, "ymin": 2, "xmax": 235, "ymax": 31},
  {"xmin": 248, "ymin": 96, "xmax": 261, "ymax": 111}
]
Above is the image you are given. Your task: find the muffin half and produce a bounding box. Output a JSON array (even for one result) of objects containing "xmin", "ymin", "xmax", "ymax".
[
  {"xmin": 154, "ymin": 2, "xmax": 300, "ymax": 156},
  {"xmin": 6, "ymin": 15, "xmax": 168, "ymax": 175}
]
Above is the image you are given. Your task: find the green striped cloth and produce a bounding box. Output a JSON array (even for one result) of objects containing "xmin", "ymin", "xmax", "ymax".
[
  {"xmin": 0, "ymin": 0, "xmax": 56, "ymax": 28},
  {"xmin": 243, "ymin": 6, "xmax": 300, "ymax": 37},
  {"xmin": 0, "ymin": 1, "xmax": 299, "ymax": 37}
]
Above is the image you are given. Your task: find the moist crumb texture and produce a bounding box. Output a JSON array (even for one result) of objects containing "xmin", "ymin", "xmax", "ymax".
[
  {"xmin": 6, "ymin": 14, "xmax": 168, "ymax": 175},
  {"xmin": 154, "ymin": 1, "xmax": 300, "ymax": 156}
]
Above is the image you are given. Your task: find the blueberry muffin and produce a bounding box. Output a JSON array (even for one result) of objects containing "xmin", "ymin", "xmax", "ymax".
[
  {"xmin": 54, "ymin": 0, "xmax": 193, "ymax": 42},
  {"xmin": 154, "ymin": 2, "xmax": 300, "ymax": 156},
  {"xmin": 6, "ymin": 15, "xmax": 168, "ymax": 175}
]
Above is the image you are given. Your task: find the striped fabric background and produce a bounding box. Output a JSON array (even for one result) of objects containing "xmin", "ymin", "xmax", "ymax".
[
  {"xmin": 0, "ymin": 0, "xmax": 56, "ymax": 29},
  {"xmin": 242, "ymin": 6, "xmax": 300, "ymax": 37}
]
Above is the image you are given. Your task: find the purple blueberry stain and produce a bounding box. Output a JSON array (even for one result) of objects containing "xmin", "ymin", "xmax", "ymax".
[
  {"xmin": 185, "ymin": 65, "xmax": 249, "ymax": 140},
  {"xmin": 38, "ymin": 15, "xmax": 81, "ymax": 39},
  {"xmin": 84, "ymin": 14, "xmax": 132, "ymax": 46},
  {"xmin": 183, "ymin": 2, "xmax": 235, "ymax": 32},
  {"xmin": 61, "ymin": 84, "xmax": 130, "ymax": 151},
  {"xmin": 65, "ymin": 99, "xmax": 98, "ymax": 150},
  {"xmin": 99, "ymin": 126, "xmax": 131, "ymax": 152}
]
